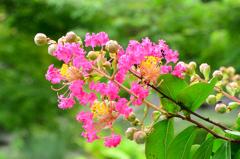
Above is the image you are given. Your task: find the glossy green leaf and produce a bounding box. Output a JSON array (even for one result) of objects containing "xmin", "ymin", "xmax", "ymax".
[
  {"xmin": 145, "ymin": 118, "xmax": 174, "ymax": 159},
  {"xmin": 166, "ymin": 125, "xmax": 198, "ymax": 159},
  {"xmin": 157, "ymin": 74, "xmax": 188, "ymax": 114},
  {"xmin": 177, "ymin": 77, "xmax": 217, "ymax": 115},
  {"xmin": 192, "ymin": 137, "xmax": 214, "ymax": 159},
  {"xmin": 189, "ymin": 145, "xmax": 200, "ymax": 159},
  {"xmin": 225, "ymin": 130, "xmax": 240, "ymax": 136},
  {"xmin": 206, "ymin": 126, "xmax": 225, "ymax": 152},
  {"xmin": 234, "ymin": 149, "xmax": 240, "ymax": 159},
  {"xmin": 212, "ymin": 140, "xmax": 231, "ymax": 159}
]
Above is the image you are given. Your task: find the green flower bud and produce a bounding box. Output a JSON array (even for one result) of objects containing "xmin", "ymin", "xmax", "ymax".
[
  {"xmin": 34, "ymin": 33, "xmax": 47, "ymax": 46},
  {"xmin": 103, "ymin": 61, "xmax": 111, "ymax": 70},
  {"xmin": 219, "ymin": 66, "xmax": 227, "ymax": 73},
  {"xmin": 226, "ymin": 82, "xmax": 239, "ymax": 96},
  {"xmin": 227, "ymin": 66, "xmax": 235, "ymax": 76},
  {"xmin": 125, "ymin": 127, "xmax": 137, "ymax": 141},
  {"xmin": 234, "ymin": 74, "xmax": 240, "ymax": 82},
  {"xmin": 133, "ymin": 131, "xmax": 147, "ymax": 144},
  {"xmin": 88, "ymin": 51, "xmax": 98, "ymax": 61},
  {"xmin": 215, "ymin": 103, "xmax": 227, "ymax": 114},
  {"xmin": 190, "ymin": 75, "xmax": 200, "ymax": 83},
  {"xmin": 105, "ymin": 40, "xmax": 119, "ymax": 53},
  {"xmin": 48, "ymin": 44, "xmax": 58, "ymax": 56},
  {"xmin": 199, "ymin": 63, "xmax": 210, "ymax": 81},
  {"xmin": 206, "ymin": 95, "xmax": 217, "ymax": 105},
  {"xmin": 212, "ymin": 70, "xmax": 223, "ymax": 81},
  {"xmin": 228, "ymin": 102, "xmax": 240, "ymax": 111},
  {"xmin": 189, "ymin": 61, "xmax": 197, "ymax": 70},
  {"xmin": 127, "ymin": 112, "xmax": 136, "ymax": 122},
  {"xmin": 131, "ymin": 118, "xmax": 140, "ymax": 126},
  {"xmin": 65, "ymin": 31, "xmax": 78, "ymax": 44},
  {"xmin": 152, "ymin": 111, "xmax": 161, "ymax": 122}
]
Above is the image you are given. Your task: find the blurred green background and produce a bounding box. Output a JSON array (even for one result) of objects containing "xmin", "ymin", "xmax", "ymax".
[{"xmin": 0, "ymin": 0, "xmax": 240, "ymax": 158}]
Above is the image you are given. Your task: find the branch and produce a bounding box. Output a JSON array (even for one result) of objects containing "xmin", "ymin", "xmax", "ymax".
[{"xmin": 129, "ymin": 70, "xmax": 233, "ymax": 131}]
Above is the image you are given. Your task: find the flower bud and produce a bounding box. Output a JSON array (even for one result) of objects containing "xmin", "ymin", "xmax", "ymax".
[
  {"xmin": 127, "ymin": 112, "xmax": 136, "ymax": 122},
  {"xmin": 190, "ymin": 75, "xmax": 200, "ymax": 83},
  {"xmin": 131, "ymin": 118, "xmax": 140, "ymax": 126},
  {"xmin": 88, "ymin": 51, "xmax": 98, "ymax": 61},
  {"xmin": 228, "ymin": 102, "xmax": 240, "ymax": 111},
  {"xmin": 227, "ymin": 66, "xmax": 235, "ymax": 76},
  {"xmin": 48, "ymin": 44, "xmax": 58, "ymax": 56},
  {"xmin": 65, "ymin": 31, "xmax": 78, "ymax": 44},
  {"xmin": 234, "ymin": 74, "xmax": 240, "ymax": 82},
  {"xmin": 34, "ymin": 33, "xmax": 47, "ymax": 46},
  {"xmin": 199, "ymin": 63, "xmax": 210, "ymax": 81},
  {"xmin": 125, "ymin": 127, "xmax": 137, "ymax": 141},
  {"xmin": 212, "ymin": 70, "xmax": 223, "ymax": 81},
  {"xmin": 105, "ymin": 40, "xmax": 119, "ymax": 53},
  {"xmin": 189, "ymin": 61, "xmax": 197, "ymax": 70},
  {"xmin": 58, "ymin": 36, "xmax": 65, "ymax": 45},
  {"xmin": 215, "ymin": 103, "xmax": 227, "ymax": 114},
  {"xmin": 103, "ymin": 61, "xmax": 111, "ymax": 70},
  {"xmin": 226, "ymin": 82, "xmax": 239, "ymax": 96},
  {"xmin": 219, "ymin": 66, "xmax": 227, "ymax": 73},
  {"xmin": 133, "ymin": 131, "xmax": 147, "ymax": 144},
  {"xmin": 206, "ymin": 95, "xmax": 217, "ymax": 105},
  {"xmin": 152, "ymin": 111, "xmax": 161, "ymax": 122},
  {"xmin": 111, "ymin": 110, "xmax": 118, "ymax": 117}
]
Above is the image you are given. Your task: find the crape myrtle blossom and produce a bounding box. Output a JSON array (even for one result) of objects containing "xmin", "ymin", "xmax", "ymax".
[{"xmin": 43, "ymin": 31, "xmax": 187, "ymax": 148}]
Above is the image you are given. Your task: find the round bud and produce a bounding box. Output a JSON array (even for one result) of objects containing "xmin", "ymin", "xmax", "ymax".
[
  {"xmin": 234, "ymin": 74, "xmax": 240, "ymax": 82},
  {"xmin": 215, "ymin": 103, "xmax": 227, "ymax": 114},
  {"xmin": 227, "ymin": 66, "xmax": 235, "ymax": 76},
  {"xmin": 48, "ymin": 44, "xmax": 58, "ymax": 56},
  {"xmin": 88, "ymin": 51, "xmax": 98, "ymax": 61},
  {"xmin": 219, "ymin": 66, "xmax": 227, "ymax": 73},
  {"xmin": 111, "ymin": 110, "xmax": 118, "ymax": 117},
  {"xmin": 127, "ymin": 112, "xmax": 136, "ymax": 122},
  {"xmin": 190, "ymin": 75, "xmax": 199, "ymax": 83},
  {"xmin": 212, "ymin": 70, "xmax": 223, "ymax": 81},
  {"xmin": 131, "ymin": 118, "xmax": 140, "ymax": 126},
  {"xmin": 34, "ymin": 33, "xmax": 47, "ymax": 46},
  {"xmin": 189, "ymin": 61, "xmax": 197, "ymax": 70},
  {"xmin": 133, "ymin": 131, "xmax": 147, "ymax": 144},
  {"xmin": 199, "ymin": 63, "xmax": 210, "ymax": 81},
  {"xmin": 226, "ymin": 82, "xmax": 239, "ymax": 96},
  {"xmin": 105, "ymin": 40, "xmax": 119, "ymax": 53},
  {"xmin": 199, "ymin": 63, "xmax": 209, "ymax": 73},
  {"xmin": 58, "ymin": 36, "xmax": 65, "ymax": 45},
  {"xmin": 65, "ymin": 31, "xmax": 78, "ymax": 43},
  {"xmin": 103, "ymin": 61, "xmax": 111, "ymax": 70},
  {"xmin": 125, "ymin": 127, "xmax": 137, "ymax": 141},
  {"xmin": 206, "ymin": 95, "xmax": 217, "ymax": 105}
]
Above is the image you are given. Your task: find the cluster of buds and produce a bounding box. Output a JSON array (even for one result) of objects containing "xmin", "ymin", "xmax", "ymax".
[{"xmin": 35, "ymin": 31, "xmax": 188, "ymax": 148}]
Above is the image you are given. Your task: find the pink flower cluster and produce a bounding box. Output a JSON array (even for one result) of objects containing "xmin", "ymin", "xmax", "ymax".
[
  {"xmin": 130, "ymin": 82, "xmax": 149, "ymax": 106},
  {"xmin": 85, "ymin": 32, "xmax": 109, "ymax": 50}
]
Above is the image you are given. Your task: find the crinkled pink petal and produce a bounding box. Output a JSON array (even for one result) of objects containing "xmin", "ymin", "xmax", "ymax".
[
  {"xmin": 45, "ymin": 64, "xmax": 62, "ymax": 84},
  {"xmin": 160, "ymin": 65, "xmax": 172, "ymax": 74},
  {"xmin": 115, "ymin": 98, "xmax": 132, "ymax": 117},
  {"xmin": 107, "ymin": 81, "xmax": 120, "ymax": 100},
  {"xmin": 58, "ymin": 94, "xmax": 76, "ymax": 109},
  {"xmin": 171, "ymin": 64, "xmax": 187, "ymax": 78},
  {"xmin": 104, "ymin": 134, "xmax": 122, "ymax": 148}
]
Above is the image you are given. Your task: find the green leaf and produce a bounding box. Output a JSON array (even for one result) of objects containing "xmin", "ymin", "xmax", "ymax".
[
  {"xmin": 225, "ymin": 130, "xmax": 240, "ymax": 136},
  {"xmin": 177, "ymin": 77, "xmax": 217, "ymax": 115},
  {"xmin": 234, "ymin": 149, "xmax": 240, "ymax": 159},
  {"xmin": 166, "ymin": 125, "xmax": 198, "ymax": 159},
  {"xmin": 225, "ymin": 126, "xmax": 240, "ymax": 141},
  {"xmin": 212, "ymin": 140, "xmax": 231, "ymax": 159},
  {"xmin": 145, "ymin": 118, "xmax": 174, "ymax": 159},
  {"xmin": 189, "ymin": 145, "xmax": 200, "ymax": 159},
  {"xmin": 236, "ymin": 117, "xmax": 240, "ymax": 126},
  {"xmin": 157, "ymin": 74, "xmax": 188, "ymax": 114},
  {"xmin": 206, "ymin": 126, "xmax": 225, "ymax": 152},
  {"xmin": 128, "ymin": 74, "xmax": 138, "ymax": 87},
  {"xmin": 231, "ymin": 142, "xmax": 240, "ymax": 158},
  {"xmin": 90, "ymin": 73, "xmax": 104, "ymax": 82},
  {"xmin": 192, "ymin": 137, "xmax": 214, "ymax": 159}
]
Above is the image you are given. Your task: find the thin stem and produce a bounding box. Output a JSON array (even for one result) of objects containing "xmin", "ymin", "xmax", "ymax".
[
  {"xmin": 170, "ymin": 114, "xmax": 240, "ymax": 145},
  {"xmin": 129, "ymin": 70, "xmax": 233, "ymax": 131},
  {"xmin": 137, "ymin": 105, "xmax": 149, "ymax": 131},
  {"xmin": 92, "ymin": 66, "xmax": 167, "ymax": 115}
]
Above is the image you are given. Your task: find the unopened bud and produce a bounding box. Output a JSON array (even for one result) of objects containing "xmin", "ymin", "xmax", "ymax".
[
  {"xmin": 226, "ymin": 82, "xmax": 239, "ymax": 96},
  {"xmin": 215, "ymin": 103, "xmax": 227, "ymax": 114},
  {"xmin": 228, "ymin": 102, "xmax": 240, "ymax": 111},
  {"xmin": 105, "ymin": 40, "xmax": 119, "ymax": 53},
  {"xmin": 234, "ymin": 74, "xmax": 240, "ymax": 82},
  {"xmin": 227, "ymin": 66, "xmax": 235, "ymax": 76},
  {"xmin": 103, "ymin": 61, "xmax": 111, "ymax": 70},
  {"xmin": 48, "ymin": 44, "xmax": 58, "ymax": 55},
  {"xmin": 131, "ymin": 118, "xmax": 140, "ymax": 126},
  {"xmin": 88, "ymin": 51, "xmax": 98, "ymax": 61},
  {"xmin": 212, "ymin": 70, "xmax": 223, "ymax": 81},
  {"xmin": 125, "ymin": 127, "xmax": 137, "ymax": 141},
  {"xmin": 152, "ymin": 111, "xmax": 161, "ymax": 122},
  {"xmin": 189, "ymin": 62, "xmax": 197, "ymax": 70},
  {"xmin": 58, "ymin": 36, "xmax": 65, "ymax": 45},
  {"xmin": 190, "ymin": 75, "xmax": 200, "ymax": 83},
  {"xmin": 34, "ymin": 33, "xmax": 47, "ymax": 46},
  {"xmin": 133, "ymin": 131, "xmax": 147, "ymax": 144},
  {"xmin": 199, "ymin": 63, "xmax": 210, "ymax": 81},
  {"xmin": 219, "ymin": 66, "xmax": 227, "ymax": 73},
  {"xmin": 127, "ymin": 112, "xmax": 136, "ymax": 122},
  {"xmin": 65, "ymin": 31, "xmax": 78, "ymax": 43},
  {"xmin": 206, "ymin": 95, "xmax": 217, "ymax": 105},
  {"xmin": 111, "ymin": 110, "xmax": 118, "ymax": 117}
]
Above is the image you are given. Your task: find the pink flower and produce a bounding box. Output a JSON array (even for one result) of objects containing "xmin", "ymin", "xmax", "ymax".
[
  {"xmin": 76, "ymin": 111, "xmax": 95, "ymax": 128},
  {"xmin": 104, "ymin": 134, "xmax": 122, "ymax": 148},
  {"xmin": 107, "ymin": 81, "xmax": 120, "ymax": 100},
  {"xmin": 130, "ymin": 82, "xmax": 149, "ymax": 106},
  {"xmin": 115, "ymin": 71, "xmax": 126, "ymax": 83},
  {"xmin": 69, "ymin": 80, "xmax": 85, "ymax": 96},
  {"xmin": 160, "ymin": 65, "xmax": 172, "ymax": 74},
  {"xmin": 89, "ymin": 81, "xmax": 108, "ymax": 96},
  {"xmin": 58, "ymin": 94, "xmax": 76, "ymax": 109},
  {"xmin": 117, "ymin": 45, "xmax": 124, "ymax": 59},
  {"xmin": 81, "ymin": 131, "xmax": 100, "ymax": 143},
  {"xmin": 45, "ymin": 64, "xmax": 62, "ymax": 84},
  {"xmin": 171, "ymin": 64, "xmax": 187, "ymax": 78},
  {"xmin": 165, "ymin": 49, "xmax": 179, "ymax": 64},
  {"xmin": 72, "ymin": 56, "xmax": 92, "ymax": 71},
  {"xmin": 115, "ymin": 98, "xmax": 132, "ymax": 117},
  {"xmin": 84, "ymin": 33, "xmax": 100, "ymax": 48},
  {"xmin": 96, "ymin": 32, "xmax": 109, "ymax": 46}
]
